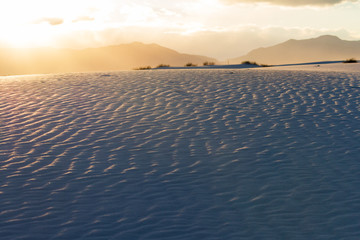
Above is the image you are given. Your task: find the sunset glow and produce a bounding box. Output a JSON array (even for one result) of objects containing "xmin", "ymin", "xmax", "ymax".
[{"xmin": 0, "ymin": 0, "xmax": 359, "ymax": 58}]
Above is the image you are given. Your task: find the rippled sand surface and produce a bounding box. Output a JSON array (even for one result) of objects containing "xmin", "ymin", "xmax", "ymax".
[{"xmin": 1, "ymin": 69, "xmax": 360, "ymax": 239}]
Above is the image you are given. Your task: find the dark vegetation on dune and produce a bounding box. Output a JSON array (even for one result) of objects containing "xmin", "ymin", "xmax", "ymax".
[
  {"xmin": 185, "ymin": 62, "xmax": 198, "ymax": 67},
  {"xmin": 242, "ymin": 61, "xmax": 272, "ymax": 67},
  {"xmin": 343, "ymin": 58, "xmax": 358, "ymax": 63},
  {"xmin": 134, "ymin": 66, "xmax": 152, "ymax": 70},
  {"xmin": 156, "ymin": 64, "xmax": 171, "ymax": 68},
  {"xmin": 203, "ymin": 61, "xmax": 216, "ymax": 66}
]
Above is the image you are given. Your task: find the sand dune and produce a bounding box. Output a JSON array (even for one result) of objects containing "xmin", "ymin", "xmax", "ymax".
[
  {"xmin": 268, "ymin": 61, "xmax": 360, "ymax": 72},
  {"xmin": 1, "ymin": 68, "xmax": 360, "ymax": 239}
]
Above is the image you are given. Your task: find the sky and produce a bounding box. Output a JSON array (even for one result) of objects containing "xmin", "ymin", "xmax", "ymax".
[{"xmin": 0, "ymin": 0, "xmax": 359, "ymax": 60}]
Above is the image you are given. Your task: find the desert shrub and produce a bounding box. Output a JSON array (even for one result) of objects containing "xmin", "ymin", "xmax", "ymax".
[
  {"xmin": 241, "ymin": 61, "xmax": 259, "ymax": 66},
  {"xmin": 203, "ymin": 61, "xmax": 215, "ymax": 66},
  {"xmin": 134, "ymin": 66, "xmax": 152, "ymax": 70},
  {"xmin": 344, "ymin": 58, "xmax": 357, "ymax": 63},
  {"xmin": 157, "ymin": 64, "xmax": 170, "ymax": 68},
  {"xmin": 260, "ymin": 64, "xmax": 272, "ymax": 67},
  {"xmin": 185, "ymin": 63, "xmax": 197, "ymax": 67}
]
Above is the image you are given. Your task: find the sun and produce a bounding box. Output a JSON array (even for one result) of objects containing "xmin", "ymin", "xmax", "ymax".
[
  {"xmin": 0, "ymin": 25, "xmax": 53, "ymax": 48},
  {"xmin": 0, "ymin": 2, "xmax": 55, "ymax": 48},
  {"xmin": 0, "ymin": 0, "xmax": 97, "ymax": 48}
]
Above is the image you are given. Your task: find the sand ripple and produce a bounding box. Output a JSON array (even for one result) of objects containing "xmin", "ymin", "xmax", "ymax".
[{"xmin": 1, "ymin": 70, "xmax": 360, "ymax": 239}]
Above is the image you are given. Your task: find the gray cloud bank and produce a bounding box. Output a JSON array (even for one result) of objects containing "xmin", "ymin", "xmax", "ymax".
[{"xmin": 221, "ymin": 0, "xmax": 357, "ymax": 6}]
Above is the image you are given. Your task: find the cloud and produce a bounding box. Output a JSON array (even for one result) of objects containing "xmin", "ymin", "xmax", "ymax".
[
  {"xmin": 35, "ymin": 18, "xmax": 64, "ymax": 26},
  {"xmin": 72, "ymin": 16, "xmax": 95, "ymax": 23},
  {"xmin": 221, "ymin": 0, "xmax": 357, "ymax": 6}
]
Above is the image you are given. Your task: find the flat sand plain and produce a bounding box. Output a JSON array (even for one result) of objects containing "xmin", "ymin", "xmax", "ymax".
[{"xmin": 1, "ymin": 65, "xmax": 360, "ymax": 239}]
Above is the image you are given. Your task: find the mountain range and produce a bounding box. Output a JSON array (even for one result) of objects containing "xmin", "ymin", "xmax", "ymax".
[
  {"xmin": 0, "ymin": 35, "xmax": 359, "ymax": 76},
  {"xmin": 0, "ymin": 42, "xmax": 216, "ymax": 76},
  {"xmin": 232, "ymin": 35, "xmax": 360, "ymax": 65}
]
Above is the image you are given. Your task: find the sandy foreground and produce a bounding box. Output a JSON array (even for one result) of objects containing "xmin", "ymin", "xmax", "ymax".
[{"xmin": 1, "ymin": 64, "xmax": 360, "ymax": 239}]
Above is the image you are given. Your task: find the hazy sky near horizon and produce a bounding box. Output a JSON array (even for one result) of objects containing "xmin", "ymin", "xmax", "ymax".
[{"xmin": 1, "ymin": 0, "xmax": 359, "ymax": 59}]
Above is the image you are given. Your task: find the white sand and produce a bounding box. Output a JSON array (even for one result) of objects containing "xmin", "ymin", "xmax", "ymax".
[
  {"xmin": 1, "ymin": 68, "xmax": 360, "ymax": 239},
  {"xmin": 155, "ymin": 61, "xmax": 360, "ymax": 72},
  {"xmin": 266, "ymin": 62, "xmax": 360, "ymax": 72}
]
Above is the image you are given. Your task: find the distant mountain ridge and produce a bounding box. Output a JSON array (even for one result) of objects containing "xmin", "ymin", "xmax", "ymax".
[
  {"xmin": 2, "ymin": 35, "xmax": 360, "ymax": 76},
  {"xmin": 0, "ymin": 42, "xmax": 216, "ymax": 76},
  {"xmin": 231, "ymin": 35, "xmax": 360, "ymax": 65}
]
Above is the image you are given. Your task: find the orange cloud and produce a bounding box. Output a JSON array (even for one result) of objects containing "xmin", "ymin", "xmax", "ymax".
[
  {"xmin": 35, "ymin": 17, "xmax": 64, "ymax": 25},
  {"xmin": 72, "ymin": 16, "xmax": 95, "ymax": 23}
]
